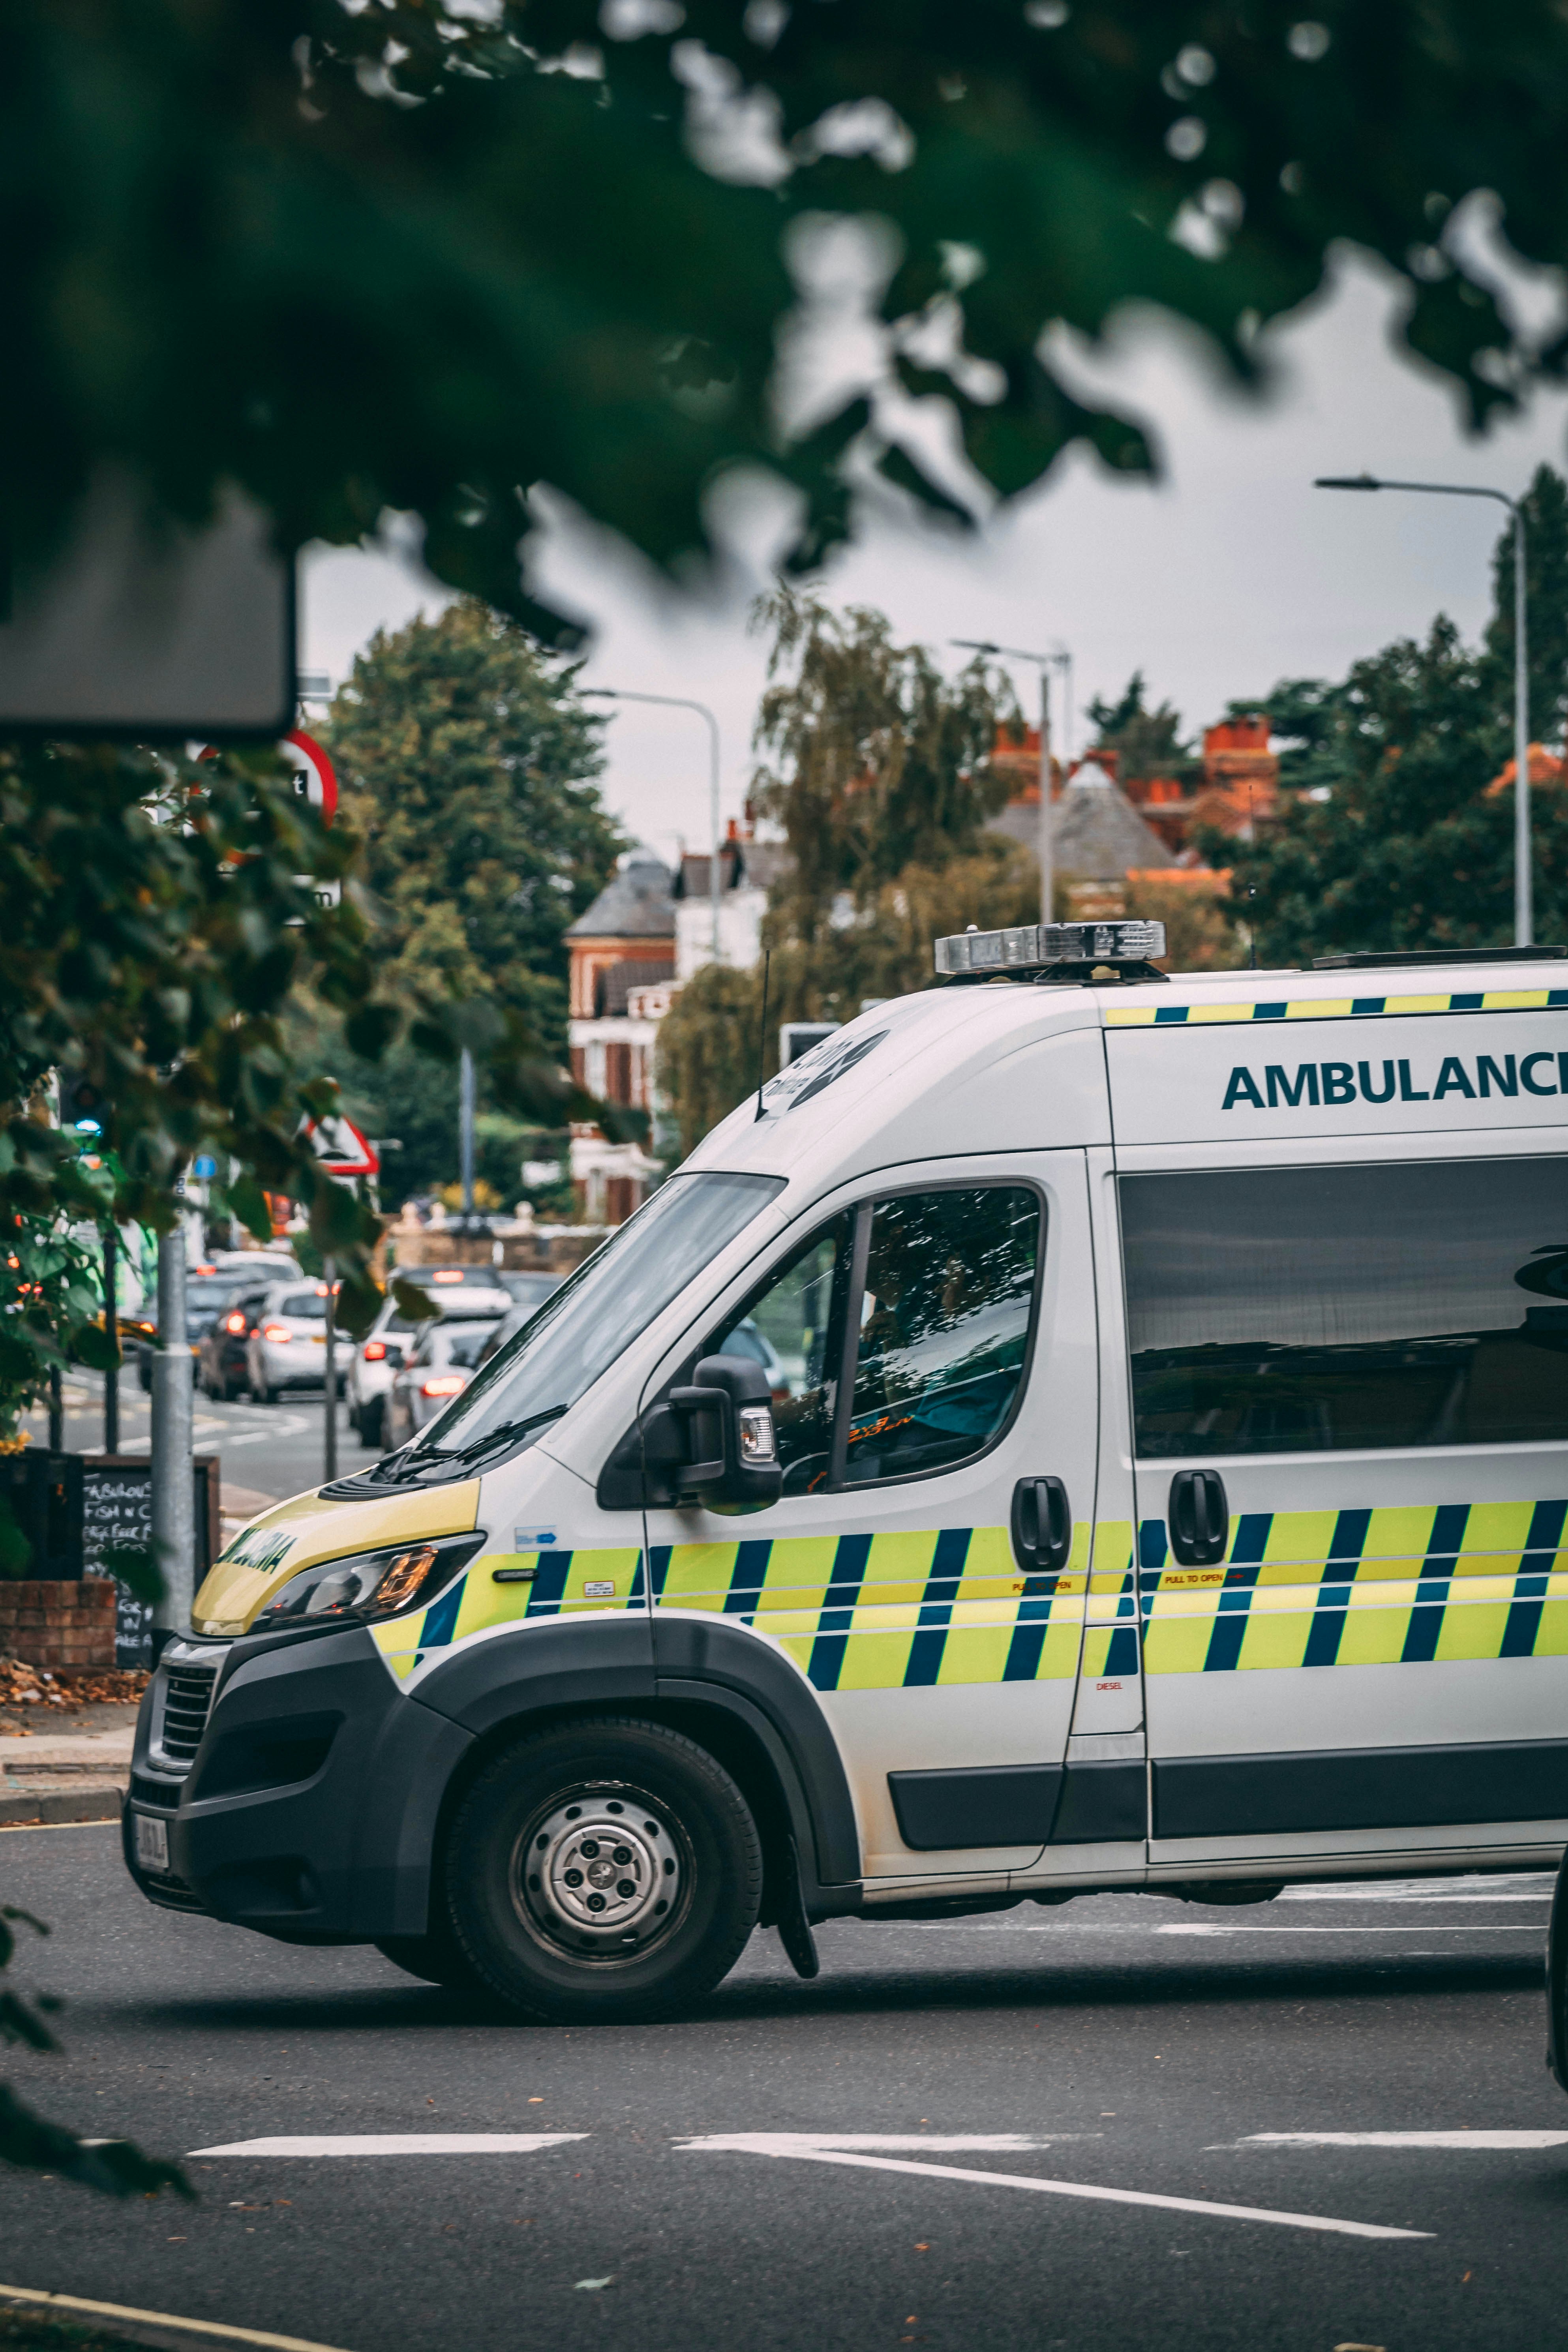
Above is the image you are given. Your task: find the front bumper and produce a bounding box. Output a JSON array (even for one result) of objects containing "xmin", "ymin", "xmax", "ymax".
[{"xmin": 123, "ymin": 1629, "xmax": 474, "ymax": 1942}]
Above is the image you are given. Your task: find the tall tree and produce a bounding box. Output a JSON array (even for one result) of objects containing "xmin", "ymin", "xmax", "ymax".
[
  {"xmin": 1086, "ymin": 673, "xmax": 1199, "ymax": 784},
  {"xmin": 749, "ymin": 587, "xmax": 1019, "ymax": 943},
  {"xmin": 1485, "ymin": 463, "xmax": 1568, "ymax": 751},
  {"xmin": 312, "ymin": 603, "xmax": 626, "ymax": 1201},
  {"xmin": 1221, "ymin": 471, "xmax": 1568, "ymax": 961}
]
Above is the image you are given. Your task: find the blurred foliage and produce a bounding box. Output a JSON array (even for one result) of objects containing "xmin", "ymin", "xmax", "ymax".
[
  {"xmin": 0, "ymin": 737, "xmax": 391, "ymax": 1450},
  {"xmin": 11, "ymin": 3, "xmax": 1568, "ymax": 633},
  {"xmin": 1, "ymin": 1907, "xmax": 190, "ymax": 2202},
  {"xmin": 1217, "ymin": 467, "xmax": 1568, "ymax": 959},
  {"xmin": 0, "ymin": 1206, "xmax": 114, "ymax": 1454}
]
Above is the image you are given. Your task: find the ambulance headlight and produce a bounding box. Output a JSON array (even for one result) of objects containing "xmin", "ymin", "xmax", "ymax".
[{"xmin": 251, "ymin": 1535, "xmax": 483, "ymax": 1632}]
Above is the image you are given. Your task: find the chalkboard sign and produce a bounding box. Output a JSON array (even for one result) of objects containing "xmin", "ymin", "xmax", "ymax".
[{"xmin": 81, "ymin": 1455, "xmax": 221, "ymax": 1668}]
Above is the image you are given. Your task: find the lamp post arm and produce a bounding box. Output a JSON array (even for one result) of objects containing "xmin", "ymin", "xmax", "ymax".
[{"xmin": 585, "ymin": 687, "xmax": 724, "ymax": 961}]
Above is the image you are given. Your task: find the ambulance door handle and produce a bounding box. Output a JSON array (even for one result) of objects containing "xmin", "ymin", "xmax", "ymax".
[
  {"xmin": 1168, "ymin": 1468, "xmax": 1229, "ymax": 1567},
  {"xmin": 1011, "ymin": 1476, "xmax": 1072, "ymax": 1580}
]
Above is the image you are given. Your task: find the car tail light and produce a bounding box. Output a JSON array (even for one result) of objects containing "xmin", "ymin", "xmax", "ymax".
[
  {"xmin": 261, "ymin": 1323, "xmax": 293, "ymax": 1343},
  {"xmin": 223, "ymin": 1311, "xmax": 247, "ymax": 1334},
  {"xmin": 420, "ymin": 1373, "xmax": 466, "ymax": 1397},
  {"xmin": 363, "ymin": 1339, "xmax": 387, "ymax": 1361},
  {"xmin": 431, "ymin": 1270, "xmax": 464, "ymax": 1284}
]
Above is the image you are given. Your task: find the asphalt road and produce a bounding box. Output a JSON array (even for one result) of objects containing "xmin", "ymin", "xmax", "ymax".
[
  {"xmin": 15, "ymin": 1386, "xmax": 1568, "ymax": 2347},
  {"xmin": 2, "ymin": 1829, "xmax": 1566, "ymax": 2352}
]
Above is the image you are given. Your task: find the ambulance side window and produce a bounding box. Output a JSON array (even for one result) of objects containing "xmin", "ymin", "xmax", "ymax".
[
  {"xmin": 842, "ymin": 1185, "xmax": 1041, "ymax": 1487},
  {"xmin": 711, "ymin": 1214, "xmax": 855, "ymax": 1494},
  {"xmin": 1121, "ymin": 1155, "xmax": 1568, "ymax": 1456}
]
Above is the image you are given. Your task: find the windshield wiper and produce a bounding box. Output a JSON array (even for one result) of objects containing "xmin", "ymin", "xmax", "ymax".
[{"xmin": 441, "ymin": 1406, "xmax": 568, "ymax": 1463}]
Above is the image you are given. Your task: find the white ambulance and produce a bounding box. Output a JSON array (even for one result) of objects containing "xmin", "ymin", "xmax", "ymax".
[{"xmin": 124, "ymin": 922, "xmax": 1568, "ymax": 2021}]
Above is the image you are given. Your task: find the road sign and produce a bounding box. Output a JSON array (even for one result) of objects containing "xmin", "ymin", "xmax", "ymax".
[
  {"xmin": 303, "ymin": 1112, "xmax": 379, "ymax": 1180},
  {"xmin": 282, "ymin": 728, "xmax": 338, "ymax": 823},
  {"xmin": 192, "ymin": 1153, "xmax": 218, "ymax": 1179}
]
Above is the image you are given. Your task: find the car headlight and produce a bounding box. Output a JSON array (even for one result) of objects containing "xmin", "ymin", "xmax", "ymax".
[{"xmin": 251, "ymin": 1534, "xmax": 484, "ymax": 1634}]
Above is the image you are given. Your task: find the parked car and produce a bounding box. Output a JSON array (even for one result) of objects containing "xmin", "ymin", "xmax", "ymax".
[
  {"xmin": 383, "ymin": 1314, "xmax": 504, "ymax": 1451},
  {"xmin": 244, "ymin": 1280, "xmax": 343, "ymax": 1404},
  {"xmin": 134, "ymin": 1264, "xmax": 295, "ymax": 1394},
  {"xmin": 347, "ymin": 1286, "xmax": 513, "ymax": 1448}
]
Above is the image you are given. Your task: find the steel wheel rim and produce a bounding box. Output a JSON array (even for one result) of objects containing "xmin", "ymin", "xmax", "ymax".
[{"xmin": 508, "ymin": 1779, "xmax": 693, "ymax": 1968}]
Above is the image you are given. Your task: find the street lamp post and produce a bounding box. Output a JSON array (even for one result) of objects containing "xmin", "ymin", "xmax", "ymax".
[
  {"xmin": 585, "ymin": 689, "xmax": 724, "ymax": 960},
  {"xmin": 1315, "ymin": 474, "xmax": 1531, "ymax": 947},
  {"xmin": 953, "ymin": 640, "xmax": 1072, "ymax": 927}
]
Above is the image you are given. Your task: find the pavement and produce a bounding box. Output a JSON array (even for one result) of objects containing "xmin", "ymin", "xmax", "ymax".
[{"xmin": 2, "ymin": 1827, "xmax": 1566, "ymax": 2352}]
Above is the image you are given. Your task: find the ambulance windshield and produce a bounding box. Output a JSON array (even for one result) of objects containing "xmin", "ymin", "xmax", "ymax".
[{"xmin": 394, "ymin": 1172, "xmax": 784, "ymax": 1476}]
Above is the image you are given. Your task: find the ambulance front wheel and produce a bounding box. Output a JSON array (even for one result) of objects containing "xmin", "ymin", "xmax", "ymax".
[{"xmin": 441, "ymin": 1716, "xmax": 764, "ymax": 2024}]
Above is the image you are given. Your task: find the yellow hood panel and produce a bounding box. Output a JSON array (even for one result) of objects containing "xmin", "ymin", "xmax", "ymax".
[{"xmin": 191, "ymin": 1481, "xmax": 482, "ymax": 1637}]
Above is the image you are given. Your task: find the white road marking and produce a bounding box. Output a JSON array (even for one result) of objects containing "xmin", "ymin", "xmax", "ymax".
[
  {"xmin": 677, "ymin": 2135, "xmax": 1431, "ymax": 2240},
  {"xmin": 892, "ymin": 1922, "xmax": 1538, "ymax": 1935},
  {"xmin": 188, "ymin": 2133, "xmax": 588, "ymax": 2157},
  {"xmin": 1240, "ymin": 2131, "xmax": 1568, "ymax": 2150},
  {"xmin": 1280, "ymin": 1877, "xmax": 1553, "ymax": 1902}
]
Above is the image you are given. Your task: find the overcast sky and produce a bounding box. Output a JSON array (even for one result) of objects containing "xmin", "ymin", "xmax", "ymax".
[{"xmin": 301, "ymin": 247, "xmax": 1568, "ymax": 871}]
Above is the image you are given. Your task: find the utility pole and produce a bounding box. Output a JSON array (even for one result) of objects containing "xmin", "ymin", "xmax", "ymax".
[
  {"xmin": 584, "ymin": 688, "xmax": 725, "ymax": 960},
  {"xmin": 150, "ymin": 1199, "xmax": 193, "ymax": 1651},
  {"xmin": 323, "ymin": 1257, "xmax": 338, "ymax": 1483},
  {"xmin": 460, "ymin": 1045, "xmax": 476, "ymax": 1223},
  {"xmin": 102, "ymin": 1221, "xmax": 119, "ymax": 1454},
  {"xmin": 1316, "ymin": 474, "xmax": 1532, "ymax": 945},
  {"xmin": 952, "ymin": 639, "xmax": 1072, "ymax": 928}
]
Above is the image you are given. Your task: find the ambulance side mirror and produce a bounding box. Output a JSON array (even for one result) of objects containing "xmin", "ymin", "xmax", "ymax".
[
  {"xmin": 664, "ymin": 1356, "xmax": 783, "ymax": 1511},
  {"xmin": 595, "ymin": 1355, "xmax": 783, "ymax": 1512}
]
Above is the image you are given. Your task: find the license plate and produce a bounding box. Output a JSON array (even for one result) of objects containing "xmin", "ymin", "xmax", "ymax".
[
  {"xmin": 311, "ymin": 1332, "xmax": 327, "ymax": 1345},
  {"xmin": 134, "ymin": 1812, "xmax": 169, "ymax": 1872}
]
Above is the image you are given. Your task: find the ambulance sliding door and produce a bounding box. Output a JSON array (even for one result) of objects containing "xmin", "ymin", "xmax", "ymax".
[
  {"xmin": 1121, "ymin": 1136, "xmax": 1568, "ymax": 1872},
  {"xmin": 641, "ymin": 1152, "xmax": 1099, "ymax": 1883}
]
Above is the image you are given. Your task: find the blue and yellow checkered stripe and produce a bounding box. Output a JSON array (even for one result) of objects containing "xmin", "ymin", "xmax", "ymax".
[
  {"xmin": 1139, "ymin": 1499, "xmax": 1568, "ymax": 1673},
  {"xmin": 650, "ymin": 1523, "xmax": 1101, "ymax": 1692},
  {"xmin": 368, "ymin": 1546, "xmax": 645, "ymax": 1681},
  {"xmin": 1106, "ymin": 988, "xmax": 1568, "ymax": 1030}
]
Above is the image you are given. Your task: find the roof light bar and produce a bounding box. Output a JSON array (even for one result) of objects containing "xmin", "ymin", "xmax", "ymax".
[{"xmin": 934, "ymin": 919, "xmax": 1167, "ymax": 978}]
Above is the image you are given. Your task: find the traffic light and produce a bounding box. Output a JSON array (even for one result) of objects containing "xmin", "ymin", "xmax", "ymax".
[{"xmin": 59, "ymin": 1071, "xmax": 111, "ymax": 1140}]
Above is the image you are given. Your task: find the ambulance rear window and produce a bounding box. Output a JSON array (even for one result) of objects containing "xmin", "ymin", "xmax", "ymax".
[{"xmin": 1122, "ymin": 1156, "xmax": 1568, "ymax": 1456}]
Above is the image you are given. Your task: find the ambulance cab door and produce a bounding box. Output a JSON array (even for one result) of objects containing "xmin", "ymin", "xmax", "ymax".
[{"xmin": 641, "ymin": 1153, "xmax": 1099, "ymax": 1885}]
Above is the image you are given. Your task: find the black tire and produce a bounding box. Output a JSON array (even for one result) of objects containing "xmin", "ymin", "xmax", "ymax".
[
  {"xmin": 374, "ymin": 1929, "xmax": 491, "ymax": 1999},
  {"xmin": 358, "ymin": 1399, "xmax": 384, "ymax": 1450},
  {"xmin": 442, "ymin": 1716, "xmax": 763, "ymax": 2025}
]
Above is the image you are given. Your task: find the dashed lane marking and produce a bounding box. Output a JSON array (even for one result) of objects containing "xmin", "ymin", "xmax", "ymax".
[
  {"xmin": 0, "ymin": 2284, "xmax": 354, "ymax": 2352},
  {"xmin": 189, "ymin": 2133, "xmax": 588, "ymax": 2157},
  {"xmin": 188, "ymin": 2135, "xmax": 587, "ymax": 2154},
  {"xmin": 1240, "ymin": 2131, "xmax": 1568, "ymax": 2150},
  {"xmin": 677, "ymin": 2134, "xmax": 1432, "ymax": 2240}
]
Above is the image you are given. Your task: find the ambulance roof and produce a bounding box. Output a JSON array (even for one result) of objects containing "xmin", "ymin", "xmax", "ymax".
[{"xmin": 684, "ymin": 948, "xmax": 1568, "ymax": 1200}]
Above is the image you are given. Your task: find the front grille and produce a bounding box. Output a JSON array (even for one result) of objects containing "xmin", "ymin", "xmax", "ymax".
[{"xmin": 161, "ymin": 1664, "xmax": 218, "ymax": 1765}]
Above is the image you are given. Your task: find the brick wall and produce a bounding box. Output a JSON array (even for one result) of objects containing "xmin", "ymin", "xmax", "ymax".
[{"xmin": 0, "ymin": 1578, "xmax": 116, "ymax": 1671}]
